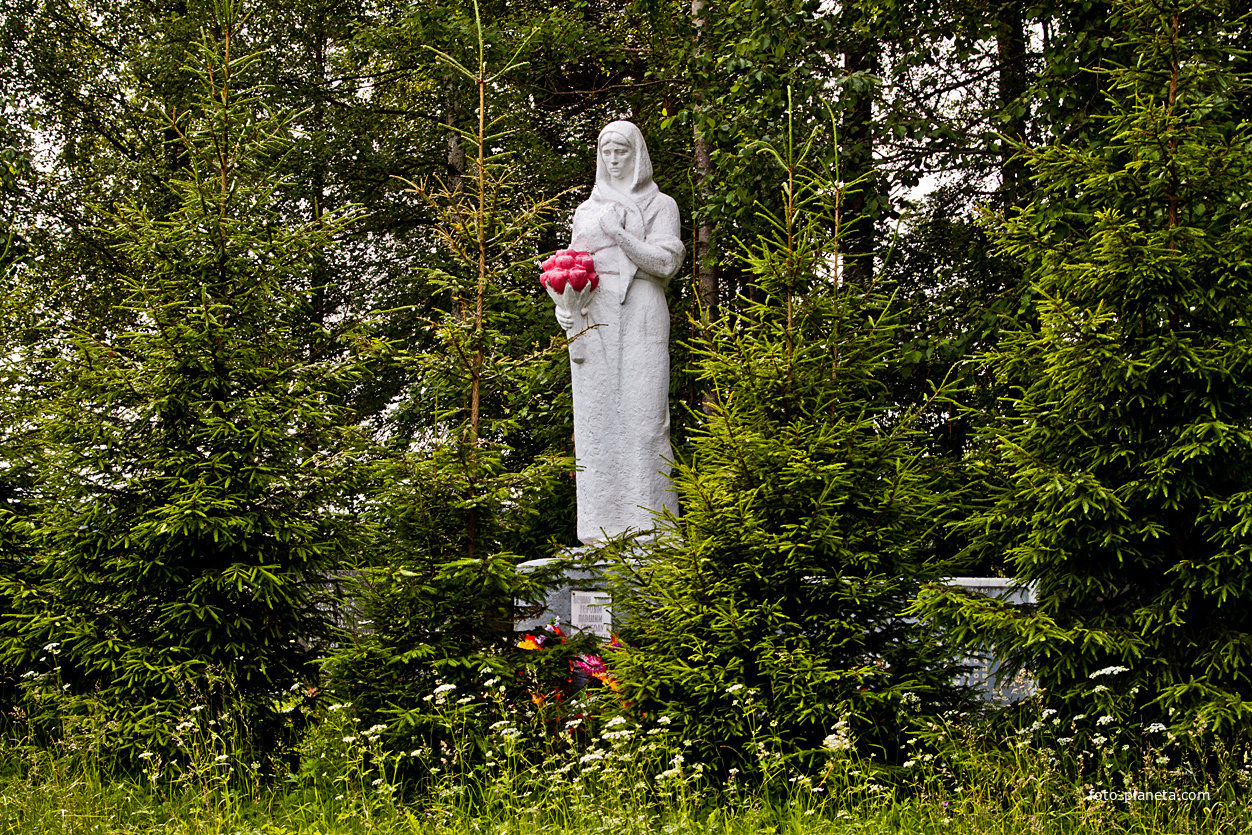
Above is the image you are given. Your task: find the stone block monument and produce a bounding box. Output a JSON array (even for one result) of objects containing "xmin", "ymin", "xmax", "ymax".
[
  {"xmin": 547, "ymin": 120, "xmax": 684, "ymax": 546},
  {"xmin": 521, "ymin": 120, "xmax": 684, "ymax": 634}
]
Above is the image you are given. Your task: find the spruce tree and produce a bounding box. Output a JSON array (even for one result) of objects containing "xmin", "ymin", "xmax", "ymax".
[
  {"xmin": 611, "ymin": 122, "xmax": 971, "ymax": 772},
  {"xmin": 324, "ymin": 1, "xmax": 575, "ymax": 748},
  {"xmin": 918, "ymin": 0, "xmax": 1252, "ymax": 736},
  {"xmin": 1, "ymin": 16, "xmax": 376, "ymax": 758}
]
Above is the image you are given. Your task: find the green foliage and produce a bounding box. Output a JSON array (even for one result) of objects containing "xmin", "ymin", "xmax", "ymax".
[
  {"xmin": 0, "ymin": 14, "xmax": 377, "ymax": 761},
  {"xmin": 610, "ymin": 122, "xmax": 972, "ymax": 773},
  {"xmin": 916, "ymin": 0, "xmax": 1252, "ymax": 736},
  {"xmin": 883, "ymin": 185, "xmax": 1032, "ymax": 577},
  {"xmin": 0, "ymin": 101, "xmax": 37, "ymax": 712},
  {"xmin": 325, "ymin": 3, "xmax": 579, "ymax": 753},
  {"xmin": 683, "ymin": 0, "xmax": 841, "ymax": 229},
  {"xmin": 3, "ymin": 0, "xmax": 1251, "ymax": 800},
  {"xmin": 6, "ymin": 676, "xmax": 1249, "ymax": 834},
  {"xmin": 0, "ymin": 111, "xmax": 29, "ymax": 274}
]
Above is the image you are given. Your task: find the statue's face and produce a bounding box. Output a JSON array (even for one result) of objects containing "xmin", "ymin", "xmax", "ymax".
[{"xmin": 600, "ymin": 137, "xmax": 633, "ymax": 183}]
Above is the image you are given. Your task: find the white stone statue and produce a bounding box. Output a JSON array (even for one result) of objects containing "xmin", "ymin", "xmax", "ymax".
[{"xmin": 552, "ymin": 120, "xmax": 685, "ymax": 545}]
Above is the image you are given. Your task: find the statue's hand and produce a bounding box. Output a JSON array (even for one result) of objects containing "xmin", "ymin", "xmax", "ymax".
[
  {"xmin": 599, "ymin": 205, "xmax": 626, "ymax": 236},
  {"xmin": 555, "ymin": 306, "xmax": 575, "ymax": 331}
]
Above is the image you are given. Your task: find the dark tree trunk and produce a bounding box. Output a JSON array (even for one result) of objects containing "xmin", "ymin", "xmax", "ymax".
[
  {"xmin": 997, "ymin": 5, "xmax": 1029, "ymax": 206},
  {"xmin": 310, "ymin": 25, "xmax": 333, "ymax": 326},
  {"xmin": 841, "ymin": 36, "xmax": 876, "ymax": 288},
  {"xmin": 691, "ymin": 0, "xmax": 718, "ymax": 325},
  {"xmin": 690, "ymin": 0, "xmax": 719, "ymax": 419}
]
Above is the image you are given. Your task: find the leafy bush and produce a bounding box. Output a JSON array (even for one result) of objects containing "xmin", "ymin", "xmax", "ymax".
[
  {"xmin": 322, "ymin": 6, "xmax": 581, "ymax": 766},
  {"xmin": 0, "ymin": 19, "xmax": 375, "ymax": 763},
  {"xmin": 917, "ymin": 0, "xmax": 1252, "ymax": 738},
  {"xmin": 609, "ymin": 122, "xmax": 974, "ymax": 775}
]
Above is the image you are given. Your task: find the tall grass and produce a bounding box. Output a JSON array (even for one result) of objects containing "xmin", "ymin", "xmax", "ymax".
[{"xmin": 2, "ymin": 681, "xmax": 1248, "ymax": 834}]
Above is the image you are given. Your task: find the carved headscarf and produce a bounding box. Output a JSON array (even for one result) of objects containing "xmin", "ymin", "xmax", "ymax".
[
  {"xmin": 592, "ymin": 120, "xmax": 659, "ymax": 219},
  {"xmin": 576, "ymin": 120, "xmax": 681, "ymax": 300}
]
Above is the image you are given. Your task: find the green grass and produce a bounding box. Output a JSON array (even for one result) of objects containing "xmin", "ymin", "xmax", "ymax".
[
  {"xmin": 1, "ymin": 737, "xmax": 1245, "ymax": 834},
  {"xmin": 2, "ymin": 684, "xmax": 1247, "ymax": 834},
  {"xmin": 0, "ymin": 775, "xmax": 1240, "ymax": 834}
]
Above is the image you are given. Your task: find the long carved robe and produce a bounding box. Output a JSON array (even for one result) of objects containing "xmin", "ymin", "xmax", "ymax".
[{"xmin": 566, "ymin": 122, "xmax": 685, "ymax": 545}]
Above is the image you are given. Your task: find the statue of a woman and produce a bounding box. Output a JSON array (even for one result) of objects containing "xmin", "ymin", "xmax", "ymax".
[{"xmin": 554, "ymin": 121, "xmax": 685, "ymax": 545}]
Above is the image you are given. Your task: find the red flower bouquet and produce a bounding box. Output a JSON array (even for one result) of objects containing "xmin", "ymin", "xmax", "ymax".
[{"xmin": 540, "ymin": 249, "xmax": 599, "ymax": 363}]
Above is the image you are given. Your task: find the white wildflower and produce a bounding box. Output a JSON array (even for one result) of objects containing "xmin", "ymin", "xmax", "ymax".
[
  {"xmin": 823, "ymin": 734, "xmax": 852, "ymax": 753},
  {"xmin": 1089, "ymin": 666, "xmax": 1128, "ymax": 679},
  {"xmin": 823, "ymin": 717, "xmax": 852, "ymax": 753}
]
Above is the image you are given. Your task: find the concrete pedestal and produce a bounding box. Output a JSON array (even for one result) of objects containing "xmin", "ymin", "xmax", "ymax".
[
  {"xmin": 946, "ymin": 577, "xmax": 1038, "ymax": 703},
  {"xmin": 516, "ymin": 553, "xmax": 615, "ymax": 638}
]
